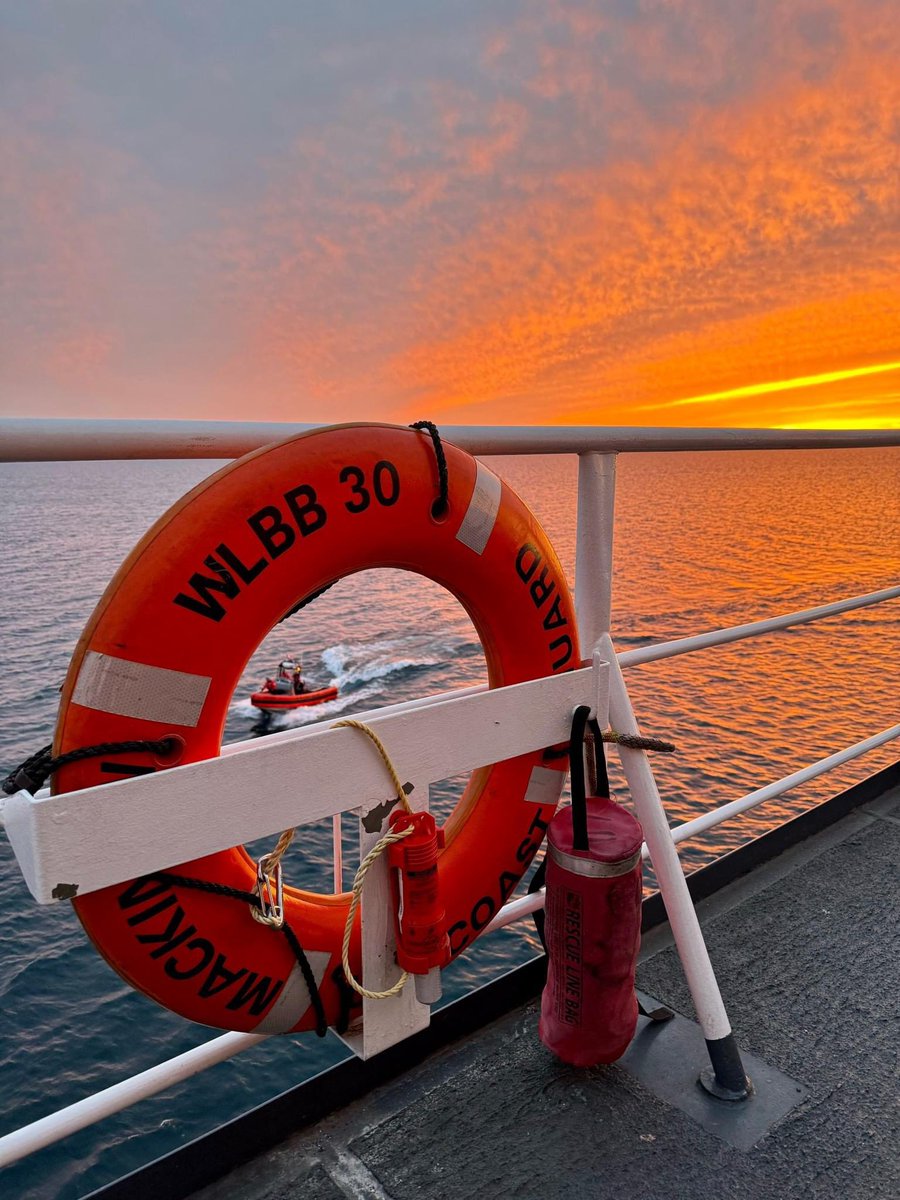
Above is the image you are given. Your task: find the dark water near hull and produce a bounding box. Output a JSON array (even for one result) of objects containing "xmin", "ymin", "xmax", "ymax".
[{"xmin": 1, "ymin": 448, "xmax": 898, "ymax": 1198}]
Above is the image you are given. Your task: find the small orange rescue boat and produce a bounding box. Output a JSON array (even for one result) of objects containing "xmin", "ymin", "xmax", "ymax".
[{"xmin": 250, "ymin": 657, "xmax": 338, "ymax": 712}]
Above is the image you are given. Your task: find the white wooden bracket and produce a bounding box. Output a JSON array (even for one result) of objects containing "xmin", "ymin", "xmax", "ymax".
[
  {"xmin": 337, "ymin": 786, "xmax": 432, "ymax": 1059},
  {"xmin": 2, "ymin": 660, "xmax": 610, "ymax": 906}
]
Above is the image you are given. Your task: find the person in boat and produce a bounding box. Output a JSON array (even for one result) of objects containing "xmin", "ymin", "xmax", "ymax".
[{"xmin": 268, "ymin": 658, "xmax": 301, "ymax": 695}]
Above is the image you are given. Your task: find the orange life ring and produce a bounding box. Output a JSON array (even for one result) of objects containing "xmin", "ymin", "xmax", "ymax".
[{"xmin": 54, "ymin": 423, "xmax": 579, "ymax": 1033}]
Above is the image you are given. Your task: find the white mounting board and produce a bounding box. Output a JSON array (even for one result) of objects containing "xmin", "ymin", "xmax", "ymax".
[{"xmin": 4, "ymin": 658, "xmax": 609, "ymax": 904}]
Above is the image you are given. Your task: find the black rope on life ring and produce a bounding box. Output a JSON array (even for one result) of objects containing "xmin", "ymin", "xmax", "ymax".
[
  {"xmin": 156, "ymin": 871, "xmax": 332, "ymax": 1038},
  {"xmin": 2, "ymin": 738, "xmax": 178, "ymax": 796},
  {"xmin": 409, "ymin": 420, "xmax": 449, "ymax": 518}
]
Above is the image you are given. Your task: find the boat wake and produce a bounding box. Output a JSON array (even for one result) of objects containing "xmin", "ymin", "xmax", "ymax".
[
  {"xmin": 228, "ymin": 633, "xmax": 482, "ymax": 735},
  {"xmin": 320, "ymin": 635, "xmax": 476, "ymax": 690}
]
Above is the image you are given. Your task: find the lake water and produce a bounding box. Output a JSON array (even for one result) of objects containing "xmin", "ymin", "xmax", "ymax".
[{"xmin": 1, "ymin": 446, "xmax": 898, "ymax": 1198}]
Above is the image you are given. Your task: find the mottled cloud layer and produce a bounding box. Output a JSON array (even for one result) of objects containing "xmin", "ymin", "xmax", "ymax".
[{"xmin": 1, "ymin": 0, "xmax": 898, "ymax": 426}]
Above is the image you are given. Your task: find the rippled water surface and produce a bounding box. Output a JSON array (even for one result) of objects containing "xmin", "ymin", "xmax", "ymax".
[{"xmin": 1, "ymin": 448, "xmax": 898, "ymax": 1198}]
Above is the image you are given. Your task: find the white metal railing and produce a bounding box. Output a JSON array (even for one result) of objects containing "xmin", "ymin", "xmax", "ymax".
[
  {"xmin": 2, "ymin": 417, "xmax": 900, "ymax": 462},
  {"xmin": 0, "ymin": 1033, "xmax": 265, "ymax": 1165},
  {"xmin": 1, "ymin": 421, "xmax": 898, "ymax": 1171},
  {"xmin": 2, "ymin": 618, "xmax": 896, "ymax": 1165},
  {"xmin": 618, "ymin": 584, "xmax": 900, "ymax": 667}
]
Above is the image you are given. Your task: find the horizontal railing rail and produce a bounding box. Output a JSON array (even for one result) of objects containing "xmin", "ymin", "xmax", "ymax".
[
  {"xmin": 2, "ymin": 417, "xmax": 900, "ymax": 462},
  {"xmin": 618, "ymin": 584, "xmax": 900, "ymax": 667},
  {"xmin": 0, "ymin": 1033, "xmax": 265, "ymax": 1168}
]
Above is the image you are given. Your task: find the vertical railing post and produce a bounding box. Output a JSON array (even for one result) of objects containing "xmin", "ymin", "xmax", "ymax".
[
  {"xmin": 575, "ymin": 452, "xmax": 617, "ymax": 649},
  {"xmin": 602, "ymin": 637, "xmax": 749, "ymax": 1097},
  {"xmin": 332, "ymin": 813, "xmax": 344, "ymax": 893},
  {"xmin": 575, "ymin": 452, "xmax": 749, "ymax": 1099}
]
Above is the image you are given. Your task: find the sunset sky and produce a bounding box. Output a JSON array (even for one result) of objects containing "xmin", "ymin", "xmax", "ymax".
[{"xmin": 2, "ymin": 1, "xmax": 898, "ymax": 429}]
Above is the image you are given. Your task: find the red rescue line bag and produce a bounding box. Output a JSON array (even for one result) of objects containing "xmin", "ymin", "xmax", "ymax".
[{"xmin": 539, "ymin": 705, "xmax": 643, "ymax": 1066}]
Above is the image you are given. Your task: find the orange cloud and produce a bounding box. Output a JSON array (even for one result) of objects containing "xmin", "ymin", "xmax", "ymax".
[{"xmin": 382, "ymin": 3, "xmax": 900, "ymax": 426}]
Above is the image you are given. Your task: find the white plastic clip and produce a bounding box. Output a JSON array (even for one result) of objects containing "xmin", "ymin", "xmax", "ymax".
[{"xmin": 592, "ymin": 650, "xmax": 610, "ymax": 729}]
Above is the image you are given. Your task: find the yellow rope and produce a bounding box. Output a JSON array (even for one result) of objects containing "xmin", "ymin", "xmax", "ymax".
[
  {"xmin": 254, "ymin": 718, "xmax": 414, "ymax": 883},
  {"xmin": 257, "ymin": 826, "xmax": 296, "ymax": 877},
  {"xmin": 340, "ymin": 824, "xmax": 414, "ymax": 1000},
  {"xmin": 333, "ymin": 718, "xmax": 415, "ymax": 815},
  {"xmin": 333, "ymin": 718, "xmax": 416, "ymax": 1000}
]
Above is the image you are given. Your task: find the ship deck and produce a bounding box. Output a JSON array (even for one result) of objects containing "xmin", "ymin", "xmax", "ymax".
[{"xmin": 94, "ymin": 768, "xmax": 900, "ymax": 1200}]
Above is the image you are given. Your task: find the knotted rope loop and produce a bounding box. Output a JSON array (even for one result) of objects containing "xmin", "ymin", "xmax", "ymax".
[
  {"xmin": 250, "ymin": 857, "xmax": 286, "ymax": 929},
  {"xmin": 543, "ymin": 728, "xmax": 676, "ymax": 762},
  {"xmin": 333, "ymin": 718, "xmax": 415, "ymax": 816},
  {"xmin": 248, "ymin": 817, "xmax": 298, "ymax": 928}
]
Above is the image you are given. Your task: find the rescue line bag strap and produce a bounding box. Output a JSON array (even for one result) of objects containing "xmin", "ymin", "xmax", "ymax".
[
  {"xmin": 568, "ymin": 705, "xmax": 591, "ymax": 851},
  {"xmin": 568, "ymin": 704, "xmax": 610, "ymax": 851},
  {"xmin": 586, "ymin": 716, "xmax": 610, "ymax": 799},
  {"xmin": 530, "ymin": 706, "xmax": 609, "ymax": 948}
]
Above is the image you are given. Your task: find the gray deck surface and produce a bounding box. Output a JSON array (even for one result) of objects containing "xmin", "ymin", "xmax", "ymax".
[{"xmin": 198, "ymin": 787, "xmax": 900, "ymax": 1200}]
